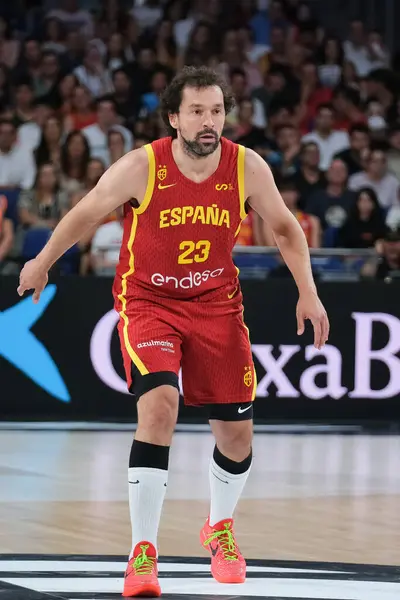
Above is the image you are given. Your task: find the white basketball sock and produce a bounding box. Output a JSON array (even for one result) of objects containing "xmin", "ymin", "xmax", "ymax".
[
  {"xmin": 208, "ymin": 456, "xmax": 252, "ymax": 527},
  {"xmin": 128, "ymin": 467, "xmax": 168, "ymax": 558}
]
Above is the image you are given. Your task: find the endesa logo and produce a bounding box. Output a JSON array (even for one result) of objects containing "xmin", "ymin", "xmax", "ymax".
[{"xmin": 151, "ymin": 268, "xmax": 224, "ymax": 289}]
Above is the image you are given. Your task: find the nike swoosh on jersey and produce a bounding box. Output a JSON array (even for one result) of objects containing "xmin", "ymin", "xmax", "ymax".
[
  {"xmin": 227, "ymin": 286, "xmax": 238, "ymax": 299},
  {"xmin": 158, "ymin": 183, "xmax": 177, "ymax": 189},
  {"xmin": 238, "ymin": 405, "xmax": 252, "ymax": 414}
]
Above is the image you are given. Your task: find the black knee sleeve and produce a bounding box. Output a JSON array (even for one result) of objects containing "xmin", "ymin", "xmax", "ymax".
[
  {"xmin": 129, "ymin": 440, "xmax": 170, "ymax": 470},
  {"xmin": 213, "ymin": 445, "xmax": 252, "ymax": 475}
]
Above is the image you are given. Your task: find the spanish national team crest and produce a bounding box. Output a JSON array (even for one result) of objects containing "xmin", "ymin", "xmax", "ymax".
[
  {"xmin": 158, "ymin": 164, "xmax": 167, "ymax": 181},
  {"xmin": 244, "ymin": 366, "xmax": 252, "ymax": 387}
]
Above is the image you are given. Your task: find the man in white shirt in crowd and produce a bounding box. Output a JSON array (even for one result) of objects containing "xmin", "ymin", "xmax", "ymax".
[
  {"xmin": 90, "ymin": 208, "xmax": 123, "ymax": 276},
  {"xmin": 82, "ymin": 96, "xmax": 133, "ymax": 165},
  {"xmin": 17, "ymin": 101, "xmax": 54, "ymax": 152},
  {"xmin": 344, "ymin": 20, "xmax": 389, "ymax": 77},
  {"xmin": 0, "ymin": 120, "xmax": 36, "ymax": 190},
  {"xmin": 349, "ymin": 149, "xmax": 400, "ymax": 210},
  {"xmin": 302, "ymin": 103, "xmax": 350, "ymax": 171}
]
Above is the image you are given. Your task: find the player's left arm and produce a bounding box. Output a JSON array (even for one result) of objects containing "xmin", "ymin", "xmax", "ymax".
[{"xmin": 245, "ymin": 148, "xmax": 329, "ymax": 349}]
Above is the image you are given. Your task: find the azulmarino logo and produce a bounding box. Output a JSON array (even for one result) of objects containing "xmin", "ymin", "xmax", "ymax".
[{"xmin": 0, "ymin": 284, "xmax": 70, "ymax": 402}]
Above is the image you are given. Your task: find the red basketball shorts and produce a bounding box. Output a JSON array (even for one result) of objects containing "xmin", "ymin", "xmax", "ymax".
[{"xmin": 115, "ymin": 284, "xmax": 257, "ymax": 406}]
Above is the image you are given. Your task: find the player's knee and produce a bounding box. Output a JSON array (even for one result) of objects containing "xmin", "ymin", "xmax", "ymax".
[
  {"xmin": 214, "ymin": 421, "xmax": 253, "ymax": 461},
  {"xmin": 137, "ymin": 385, "xmax": 179, "ymax": 439}
]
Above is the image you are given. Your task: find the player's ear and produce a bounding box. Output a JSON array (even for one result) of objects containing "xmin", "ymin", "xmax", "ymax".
[{"xmin": 168, "ymin": 112, "xmax": 178, "ymax": 131}]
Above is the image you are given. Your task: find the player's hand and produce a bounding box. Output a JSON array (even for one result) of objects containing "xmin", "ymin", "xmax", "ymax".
[
  {"xmin": 17, "ymin": 259, "xmax": 49, "ymax": 304},
  {"xmin": 296, "ymin": 291, "xmax": 329, "ymax": 350}
]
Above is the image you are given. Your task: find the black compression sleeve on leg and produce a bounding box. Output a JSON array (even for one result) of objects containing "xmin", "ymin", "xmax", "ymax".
[
  {"xmin": 213, "ymin": 445, "xmax": 252, "ymax": 475},
  {"xmin": 129, "ymin": 440, "xmax": 170, "ymax": 470}
]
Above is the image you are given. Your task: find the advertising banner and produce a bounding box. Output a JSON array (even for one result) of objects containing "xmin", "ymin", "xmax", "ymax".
[{"xmin": 0, "ymin": 276, "xmax": 399, "ymax": 424}]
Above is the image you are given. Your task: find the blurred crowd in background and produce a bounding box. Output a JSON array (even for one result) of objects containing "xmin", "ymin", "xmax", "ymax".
[{"xmin": 0, "ymin": 0, "xmax": 399, "ymax": 280}]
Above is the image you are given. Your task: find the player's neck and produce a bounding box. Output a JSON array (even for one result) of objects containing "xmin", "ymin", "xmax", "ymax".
[{"xmin": 172, "ymin": 138, "xmax": 222, "ymax": 183}]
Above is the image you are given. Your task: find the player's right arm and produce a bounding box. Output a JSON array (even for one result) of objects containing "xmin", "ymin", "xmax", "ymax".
[{"xmin": 17, "ymin": 148, "xmax": 149, "ymax": 302}]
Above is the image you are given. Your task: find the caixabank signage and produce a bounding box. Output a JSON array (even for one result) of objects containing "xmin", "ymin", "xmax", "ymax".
[{"xmin": 0, "ymin": 276, "xmax": 399, "ymax": 423}]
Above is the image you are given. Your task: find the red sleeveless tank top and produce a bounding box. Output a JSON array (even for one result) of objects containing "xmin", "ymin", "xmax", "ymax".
[{"xmin": 113, "ymin": 136, "xmax": 247, "ymax": 301}]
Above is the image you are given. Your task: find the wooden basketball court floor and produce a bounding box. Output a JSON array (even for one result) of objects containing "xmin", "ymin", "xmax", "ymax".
[{"xmin": 0, "ymin": 428, "xmax": 399, "ymax": 600}]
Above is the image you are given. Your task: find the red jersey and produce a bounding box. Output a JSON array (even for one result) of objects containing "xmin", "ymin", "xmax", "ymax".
[{"xmin": 113, "ymin": 136, "xmax": 247, "ymax": 301}]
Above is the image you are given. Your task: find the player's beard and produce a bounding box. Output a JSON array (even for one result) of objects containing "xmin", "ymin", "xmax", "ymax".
[{"xmin": 181, "ymin": 129, "xmax": 220, "ymax": 158}]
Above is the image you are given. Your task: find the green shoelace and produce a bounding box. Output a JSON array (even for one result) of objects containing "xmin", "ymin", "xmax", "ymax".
[
  {"xmin": 131, "ymin": 544, "xmax": 156, "ymax": 575},
  {"xmin": 203, "ymin": 522, "xmax": 239, "ymax": 561}
]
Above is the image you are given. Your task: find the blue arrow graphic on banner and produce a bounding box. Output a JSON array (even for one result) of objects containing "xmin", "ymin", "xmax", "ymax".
[{"xmin": 0, "ymin": 285, "xmax": 70, "ymax": 402}]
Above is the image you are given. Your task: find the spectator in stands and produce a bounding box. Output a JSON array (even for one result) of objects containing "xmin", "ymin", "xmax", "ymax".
[
  {"xmin": 153, "ymin": 19, "xmax": 177, "ymax": 70},
  {"xmin": 17, "ymin": 163, "xmax": 67, "ymax": 230},
  {"xmin": 266, "ymin": 178, "xmax": 321, "ymax": 248},
  {"xmin": 386, "ymin": 126, "xmax": 400, "ymax": 181},
  {"xmin": 362, "ymin": 229, "xmax": 400, "ymax": 279},
  {"xmin": 332, "ymin": 86, "xmax": 366, "ymax": 131},
  {"xmin": 60, "ymin": 130, "xmax": 90, "ymax": 197},
  {"xmin": 57, "ymin": 73, "xmax": 78, "ymax": 117},
  {"xmin": 334, "ymin": 124, "xmax": 370, "ymax": 176},
  {"xmin": 318, "ymin": 36, "xmax": 343, "ymax": 90},
  {"xmin": 343, "ymin": 19, "xmax": 376, "ymax": 77},
  {"xmin": 267, "ymin": 124, "xmax": 301, "ymax": 178},
  {"xmin": 0, "ymin": 16, "xmax": 20, "ymax": 70},
  {"xmin": 74, "ymin": 43, "xmax": 113, "ymax": 99},
  {"xmin": 106, "ymin": 32, "xmax": 127, "ymax": 72},
  {"xmin": 41, "ymin": 17, "xmax": 67, "ymax": 56},
  {"xmin": 47, "ymin": 0, "xmax": 94, "ymax": 39},
  {"xmin": 15, "ymin": 39, "xmax": 42, "ymax": 85},
  {"xmin": 64, "ymin": 84, "xmax": 97, "ymax": 132},
  {"xmin": 230, "ymin": 98, "xmax": 266, "ymax": 148},
  {"xmin": 0, "ymin": 120, "xmax": 36, "ymax": 190},
  {"xmin": 292, "ymin": 142, "xmax": 326, "ymax": 209},
  {"xmin": 70, "ymin": 157, "xmax": 105, "ymax": 209},
  {"xmin": 306, "ymin": 159, "xmax": 356, "ymax": 235},
  {"xmin": 107, "ymin": 130, "xmax": 125, "ymax": 166},
  {"xmin": 63, "ymin": 30, "xmax": 85, "ymax": 70},
  {"xmin": 140, "ymin": 70, "xmax": 168, "ymax": 116},
  {"xmin": 297, "ymin": 61, "xmax": 333, "ymax": 134},
  {"xmin": 90, "ymin": 206, "xmax": 124, "ymax": 276},
  {"xmin": 302, "ymin": 103, "xmax": 350, "ymax": 171},
  {"xmin": 226, "ymin": 68, "xmax": 266, "ymax": 131},
  {"xmin": 34, "ymin": 115, "xmax": 62, "ymax": 168},
  {"xmin": 252, "ymin": 65, "xmax": 288, "ymax": 124},
  {"xmin": 282, "ymin": 179, "xmax": 321, "ymax": 248},
  {"xmin": 0, "ymin": 194, "xmax": 14, "ymax": 272},
  {"xmin": 82, "ymin": 96, "xmax": 133, "ymax": 165},
  {"xmin": 348, "ymin": 149, "xmax": 400, "ymax": 210},
  {"xmin": 131, "ymin": 0, "xmax": 163, "ymax": 31},
  {"xmin": 338, "ymin": 188, "xmax": 387, "ymax": 248},
  {"xmin": 17, "ymin": 100, "xmax": 54, "ymax": 153},
  {"xmin": 12, "ymin": 81, "xmax": 35, "ymax": 128},
  {"xmin": 112, "ymin": 68, "xmax": 139, "ymax": 126},
  {"xmin": 178, "ymin": 21, "xmax": 215, "ymax": 70},
  {"xmin": 34, "ymin": 50, "xmax": 62, "ymax": 103}
]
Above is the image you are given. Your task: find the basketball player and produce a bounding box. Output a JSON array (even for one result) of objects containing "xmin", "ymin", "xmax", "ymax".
[{"xmin": 18, "ymin": 66, "xmax": 329, "ymax": 597}]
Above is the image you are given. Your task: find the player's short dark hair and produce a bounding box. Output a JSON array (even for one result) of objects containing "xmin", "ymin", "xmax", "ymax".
[{"xmin": 160, "ymin": 65, "xmax": 235, "ymax": 138}]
